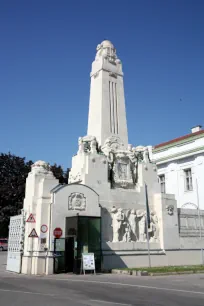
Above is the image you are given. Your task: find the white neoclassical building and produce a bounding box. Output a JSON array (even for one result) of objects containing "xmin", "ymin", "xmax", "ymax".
[{"xmin": 151, "ymin": 126, "xmax": 204, "ymax": 210}]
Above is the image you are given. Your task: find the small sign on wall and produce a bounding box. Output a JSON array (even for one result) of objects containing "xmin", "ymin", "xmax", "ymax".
[
  {"xmin": 53, "ymin": 227, "xmax": 63, "ymax": 238},
  {"xmin": 41, "ymin": 224, "xmax": 48, "ymax": 233}
]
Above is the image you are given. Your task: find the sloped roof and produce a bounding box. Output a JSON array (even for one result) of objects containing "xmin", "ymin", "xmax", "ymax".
[{"xmin": 154, "ymin": 129, "xmax": 204, "ymax": 149}]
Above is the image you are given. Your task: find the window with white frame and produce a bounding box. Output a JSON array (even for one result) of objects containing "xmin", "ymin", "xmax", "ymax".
[
  {"xmin": 159, "ymin": 174, "xmax": 166, "ymax": 193},
  {"xmin": 184, "ymin": 168, "xmax": 193, "ymax": 191}
]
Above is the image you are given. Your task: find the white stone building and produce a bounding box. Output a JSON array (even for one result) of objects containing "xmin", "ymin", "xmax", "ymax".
[
  {"xmin": 6, "ymin": 41, "xmax": 204, "ymax": 275},
  {"xmin": 152, "ymin": 126, "xmax": 204, "ymax": 210}
]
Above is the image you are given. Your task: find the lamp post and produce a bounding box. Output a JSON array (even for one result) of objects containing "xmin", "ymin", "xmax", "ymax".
[{"xmin": 145, "ymin": 184, "xmax": 151, "ymax": 268}]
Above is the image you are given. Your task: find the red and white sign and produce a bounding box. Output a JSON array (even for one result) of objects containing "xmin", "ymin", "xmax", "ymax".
[
  {"xmin": 26, "ymin": 213, "xmax": 36, "ymax": 223},
  {"xmin": 28, "ymin": 228, "xmax": 38, "ymax": 238},
  {"xmin": 53, "ymin": 227, "xmax": 63, "ymax": 239},
  {"xmin": 40, "ymin": 224, "xmax": 48, "ymax": 233}
]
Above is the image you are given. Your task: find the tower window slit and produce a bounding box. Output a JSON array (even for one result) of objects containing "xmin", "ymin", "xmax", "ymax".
[
  {"xmin": 112, "ymin": 82, "xmax": 115, "ymax": 134},
  {"xmin": 115, "ymin": 83, "xmax": 118, "ymax": 134},
  {"xmin": 109, "ymin": 81, "xmax": 112, "ymax": 133}
]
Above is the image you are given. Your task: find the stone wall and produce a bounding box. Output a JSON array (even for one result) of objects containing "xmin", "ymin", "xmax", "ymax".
[{"xmin": 178, "ymin": 208, "xmax": 204, "ymax": 249}]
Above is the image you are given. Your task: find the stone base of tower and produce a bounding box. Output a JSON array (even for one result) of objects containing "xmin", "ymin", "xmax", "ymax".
[{"xmin": 21, "ymin": 255, "xmax": 54, "ymax": 275}]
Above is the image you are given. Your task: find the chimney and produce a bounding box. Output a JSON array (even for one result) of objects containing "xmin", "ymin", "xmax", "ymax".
[{"xmin": 191, "ymin": 125, "xmax": 202, "ymax": 133}]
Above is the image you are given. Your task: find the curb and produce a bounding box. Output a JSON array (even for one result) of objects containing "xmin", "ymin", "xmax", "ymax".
[
  {"xmin": 112, "ymin": 269, "xmax": 148, "ymax": 276},
  {"xmin": 111, "ymin": 269, "xmax": 204, "ymax": 277}
]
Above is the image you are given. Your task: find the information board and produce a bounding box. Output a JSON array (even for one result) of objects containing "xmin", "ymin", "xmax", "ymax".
[{"xmin": 82, "ymin": 253, "xmax": 95, "ymax": 274}]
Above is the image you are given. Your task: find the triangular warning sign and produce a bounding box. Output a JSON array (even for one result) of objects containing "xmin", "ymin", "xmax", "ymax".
[
  {"xmin": 28, "ymin": 228, "xmax": 38, "ymax": 238},
  {"xmin": 26, "ymin": 213, "xmax": 36, "ymax": 223}
]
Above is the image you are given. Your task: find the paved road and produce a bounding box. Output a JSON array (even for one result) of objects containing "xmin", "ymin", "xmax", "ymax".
[
  {"xmin": 1, "ymin": 253, "xmax": 204, "ymax": 305},
  {"xmin": 0, "ymin": 251, "xmax": 7, "ymax": 271}
]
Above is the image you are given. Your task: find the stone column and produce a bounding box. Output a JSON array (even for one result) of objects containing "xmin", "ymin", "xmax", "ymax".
[{"xmin": 21, "ymin": 161, "xmax": 58, "ymax": 275}]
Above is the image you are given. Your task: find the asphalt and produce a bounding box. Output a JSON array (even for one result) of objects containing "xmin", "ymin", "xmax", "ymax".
[{"xmin": 1, "ymin": 252, "xmax": 204, "ymax": 305}]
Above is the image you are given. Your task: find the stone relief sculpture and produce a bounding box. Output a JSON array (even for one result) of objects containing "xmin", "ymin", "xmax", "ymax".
[
  {"xmin": 123, "ymin": 223, "xmax": 131, "ymax": 242},
  {"xmin": 31, "ymin": 160, "xmax": 52, "ymax": 175},
  {"xmin": 143, "ymin": 147, "xmax": 150, "ymax": 167},
  {"xmin": 95, "ymin": 40, "xmax": 117, "ymax": 64},
  {"xmin": 127, "ymin": 209, "xmax": 138, "ymax": 241},
  {"xmin": 77, "ymin": 135, "xmax": 98, "ymax": 154},
  {"xmin": 68, "ymin": 193, "xmax": 86, "ymax": 211},
  {"xmin": 90, "ymin": 137, "xmax": 97, "ymax": 153},
  {"xmin": 110, "ymin": 207, "xmax": 159, "ymax": 243},
  {"xmin": 166, "ymin": 205, "xmax": 174, "ymax": 216},
  {"xmin": 69, "ymin": 172, "xmax": 82, "ymax": 184},
  {"xmin": 78, "ymin": 137, "xmax": 84, "ymax": 153},
  {"xmin": 148, "ymin": 211, "xmax": 159, "ymax": 241},
  {"xmin": 137, "ymin": 210, "xmax": 147, "ymax": 242},
  {"xmin": 111, "ymin": 207, "xmax": 125, "ymax": 242}
]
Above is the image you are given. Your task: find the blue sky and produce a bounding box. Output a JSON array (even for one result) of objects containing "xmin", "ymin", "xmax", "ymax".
[{"xmin": 0, "ymin": 0, "xmax": 203, "ymax": 168}]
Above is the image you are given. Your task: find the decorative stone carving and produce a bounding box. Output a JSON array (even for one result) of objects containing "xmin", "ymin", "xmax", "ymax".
[
  {"xmin": 143, "ymin": 147, "xmax": 150, "ymax": 164},
  {"xmin": 149, "ymin": 211, "xmax": 159, "ymax": 241},
  {"xmin": 68, "ymin": 193, "xmax": 86, "ymax": 211},
  {"xmin": 123, "ymin": 223, "xmax": 131, "ymax": 242},
  {"xmin": 137, "ymin": 210, "xmax": 147, "ymax": 242},
  {"xmin": 109, "ymin": 72, "xmax": 117, "ymax": 78},
  {"xmin": 111, "ymin": 207, "xmax": 125, "ymax": 242},
  {"xmin": 69, "ymin": 172, "xmax": 82, "ymax": 183},
  {"xmin": 90, "ymin": 137, "xmax": 97, "ymax": 153},
  {"xmin": 127, "ymin": 209, "xmax": 138, "ymax": 241},
  {"xmin": 78, "ymin": 137, "xmax": 84, "ymax": 153},
  {"xmin": 31, "ymin": 160, "xmax": 52, "ymax": 175},
  {"xmin": 102, "ymin": 136, "xmax": 124, "ymax": 155},
  {"xmin": 113, "ymin": 158, "xmax": 133, "ymax": 189},
  {"xmin": 102, "ymin": 137, "xmax": 147, "ymax": 188},
  {"xmin": 110, "ymin": 207, "xmax": 159, "ymax": 243},
  {"xmin": 95, "ymin": 40, "xmax": 118, "ymax": 65},
  {"xmin": 77, "ymin": 135, "xmax": 98, "ymax": 154},
  {"xmin": 166, "ymin": 205, "xmax": 174, "ymax": 216}
]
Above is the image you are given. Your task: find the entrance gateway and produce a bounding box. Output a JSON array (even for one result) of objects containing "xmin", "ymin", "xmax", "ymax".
[{"xmin": 54, "ymin": 216, "xmax": 101, "ymax": 274}]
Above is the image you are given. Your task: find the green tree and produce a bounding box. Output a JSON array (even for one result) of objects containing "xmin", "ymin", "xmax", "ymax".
[
  {"xmin": 50, "ymin": 163, "xmax": 70, "ymax": 184},
  {"xmin": 0, "ymin": 153, "xmax": 33, "ymax": 237},
  {"xmin": 0, "ymin": 153, "xmax": 69, "ymax": 237}
]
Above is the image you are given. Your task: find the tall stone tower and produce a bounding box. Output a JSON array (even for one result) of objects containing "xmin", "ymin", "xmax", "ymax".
[{"xmin": 87, "ymin": 40, "xmax": 128, "ymax": 148}]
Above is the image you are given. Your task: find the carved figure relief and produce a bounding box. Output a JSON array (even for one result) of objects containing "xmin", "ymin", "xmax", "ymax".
[
  {"xmin": 127, "ymin": 209, "xmax": 138, "ymax": 241},
  {"xmin": 68, "ymin": 193, "xmax": 86, "ymax": 211},
  {"xmin": 123, "ymin": 223, "xmax": 131, "ymax": 242},
  {"xmin": 110, "ymin": 207, "xmax": 159, "ymax": 243},
  {"xmin": 148, "ymin": 211, "xmax": 159, "ymax": 241},
  {"xmin": 166, "ymin": 205, "xmax": 174, "ymax": 216},
  {"xmin": 101, "ymin": 137, "xmax": 147, "ymax": 189},
  {"xmin": 90, "ymin": 137, "xmax": 97, "ymax": 153},
  {"xmin": 78, "ymin": 137, "xmax": 84, "ymax": 153},
  {"xmin": 116, "ymin": 162, "xmax": 128, "ymax": 180},
  {"xmin": 143, "ymin": 147, "xmax": 150, "ymax": 165},
  {"xmin": 111, "ymin": 207, "xmax": 125, "ymax": 242},
  {"xmin": 77, "ymin": 135, "xmax": 98, "ymax": 154},
  {"xmin": 137, "ymin": 210, "xmax": 147, "ymax": 242},
  {"xmin": 95, "ymin": 40, "xmax": 118, "ymax": 65},
  {"xmin": 102, "ymin": 136, "xmax": 124, "ymax": 155}
]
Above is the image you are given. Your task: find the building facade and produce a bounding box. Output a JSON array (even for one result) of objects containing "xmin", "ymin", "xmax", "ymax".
[{"xmin": 152, "ymin": 126, "xmax": 204, "ymax": 210}]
